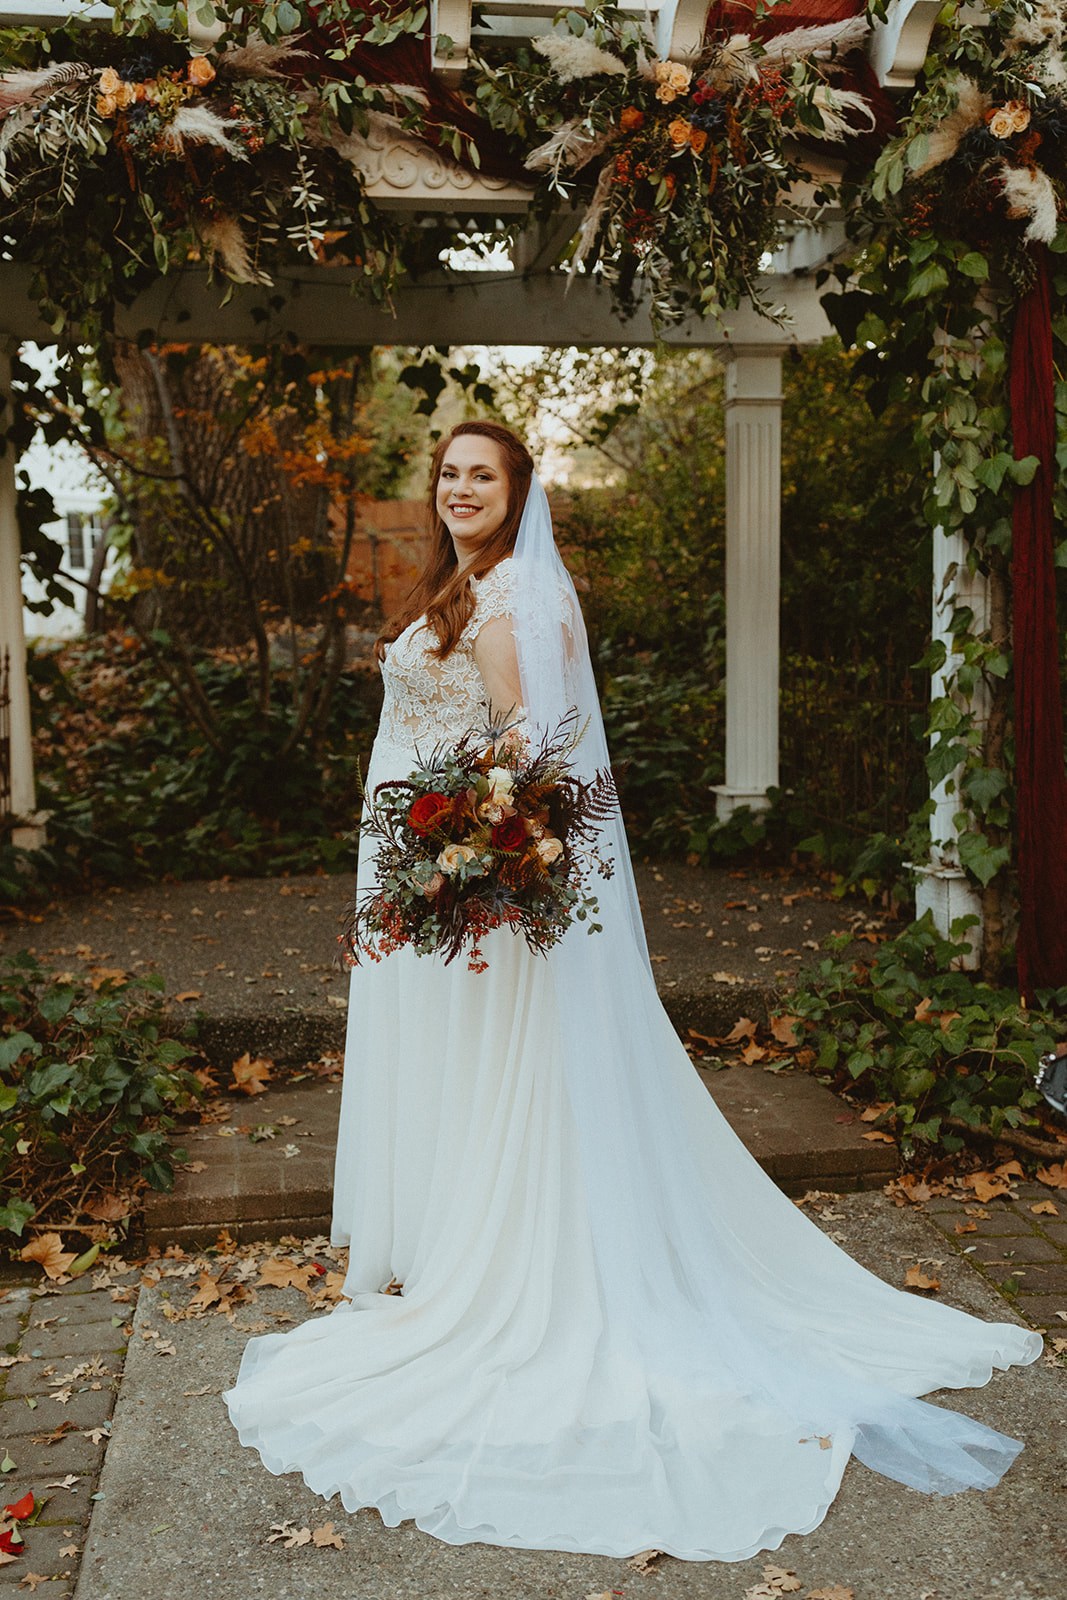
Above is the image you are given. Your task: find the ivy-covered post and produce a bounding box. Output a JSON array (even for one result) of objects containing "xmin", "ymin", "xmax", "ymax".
[
  {"xmin": 913, "ymin": 515, "xmax": 988, "ymax": 968},
  {"xmin": 0, "ymin": 345, "xmax": 46, "ymax": 850},
  {"xmin": 713, "ymin": 347, "xmax": 786, "ymax": 822}
]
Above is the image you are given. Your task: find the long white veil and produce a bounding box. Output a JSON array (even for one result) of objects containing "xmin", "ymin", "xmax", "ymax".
[{"xmin": 510, "ymin": 474, "xmax": 1041, "ymax": 1501}]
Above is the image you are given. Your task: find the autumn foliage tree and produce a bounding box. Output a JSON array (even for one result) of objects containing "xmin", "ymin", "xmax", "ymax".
[{"xmin": 27, "ymin": 343, "xmax": 421, "ymax": 760}]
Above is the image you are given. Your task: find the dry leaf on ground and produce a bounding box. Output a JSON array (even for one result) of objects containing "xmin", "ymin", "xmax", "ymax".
[
  {"xmin": 230, "ymin": 1052, "xmax": 273, "ymax": 1095},
  {"xmin": 862, "ymin": 1102, "xmax": 893, "ymax": 1123},
  {"xmin": 861, "ymin": 1130, "xmax": 895, "ymax": 1144},
  {"xmin": 963, "ymin": 1171, "xmax": 1013, "ymax": 1202},
  {"xmin": 955, "ymin": 1220, "xmax": 977, "ymax": 1234},
  {"xmin": 81, "ymin": 1193, "xmax": 129, "ymax": 1223},
  {"xmin": 743, "ymin": 1568, "xmax": 802, "ymax": 1600},
  {"xmin": 18, "ymin": 1575, "xmax": 49, "ymax": 1592},
  {"xmin": 256, "ymin": 1258, "xmax": 315, "ymax": 1293},
  {"xmin": 904, "ymin": 1265, "xmax": 941, "ymax": 1293},
  {"xmin": 807, "ymin": 1588, "xmax": 854, "ymax": 1600},
  {"xmin": 267, "ymin": 1521, "xmax": 312, "ymax": 1548},
  {"xmin": 627, "ymin": 1548, "xmax": 661, "ymax": 1572},
  {"xmin": 724, "ymin": 1018, "xmax": 757, "ymax": 1044},
  {"xmin": 20, "ymin": 1234, "xmax": 76, "ymax": 1281},
  {"xmin": 1036, "ymin": 1162, "xmax": 1067, "ymax": 1189},
  {"xmin": 311, "ymin": 1522, "xmax": 344, "ymax": 1549},
  {"xmin": 769, "ymin": 1014, "xmax": 801, "ymax": 1048},
  {"xmin": 1031, "ymin": 1200, "xmax": 1060, "ymax": 1216},
  {"xmin": 174, "ymin": 990, "xmax": 202, "ymax": 1003}
]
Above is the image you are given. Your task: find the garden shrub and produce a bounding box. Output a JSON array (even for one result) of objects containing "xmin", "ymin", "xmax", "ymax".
[
  {"xmin": 22, "ymin": 631, "xmax": 379, "ymax": 894},
  {"xmin": 0, "ymin": 951, "xmax": 202, "ymax": 1238},
  {"xmin": 788, "ymin": 913, "xmax": 1065, "ymax": 1157}
]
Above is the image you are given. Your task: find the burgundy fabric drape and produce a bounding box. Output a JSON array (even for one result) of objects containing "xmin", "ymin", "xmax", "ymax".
[{"xmin": 1011, "ymin": 243, "xmax": 1067, "ymax": 1001}]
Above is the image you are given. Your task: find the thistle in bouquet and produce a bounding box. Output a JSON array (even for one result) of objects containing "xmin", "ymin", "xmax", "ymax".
[{"xmin": 341, "ymin": 709, "xmax": 619, "ymax": 973}]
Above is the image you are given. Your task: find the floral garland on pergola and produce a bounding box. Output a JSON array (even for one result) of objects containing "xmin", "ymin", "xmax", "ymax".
[{"xmin": 0, "ymin": 0, "xmax": 889, "ymax": 341}]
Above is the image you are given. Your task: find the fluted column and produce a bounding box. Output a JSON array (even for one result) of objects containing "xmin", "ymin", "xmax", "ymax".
[
  {"xmin": 0, "ymin": 347, "xmax": 46, "ymax": 850},
  {"xmin": 911, "ymin": 520, "xmax": 986, "ymax": 967},
  {"xmin": 713, "ymin": 347, "xmax": 785, "ymax": 820}
]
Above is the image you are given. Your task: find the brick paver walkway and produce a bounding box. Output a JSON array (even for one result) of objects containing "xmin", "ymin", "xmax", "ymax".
[
  {"xmin": 0, "ymin": 1267, "xmax": 140, "ymax": 1591},
  {"xmin": 925, "ymin": 1179, "xmax": 1067, "ymax": 1331}
]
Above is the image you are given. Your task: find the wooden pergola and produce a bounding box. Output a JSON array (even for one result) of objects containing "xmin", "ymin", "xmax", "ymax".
[{"xmin": 2, "ymin": 1, "xmax": 964, "ymax": 932}]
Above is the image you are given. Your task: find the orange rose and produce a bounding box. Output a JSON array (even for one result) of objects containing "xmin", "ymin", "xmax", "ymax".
[
  {"xmin": 188, "ymin": 55, "xmax": 216, "ymax": 87},
  {"xmin": 619, "ymin": 106, "xmax": 645, "ymax": 133},
  {"xmin": 688, "ymin": 125, "xmax": 708, "ymax": 155},
  {"xmin": 668, "ymin": 117, "xmax": 693, "ymax": 147}
]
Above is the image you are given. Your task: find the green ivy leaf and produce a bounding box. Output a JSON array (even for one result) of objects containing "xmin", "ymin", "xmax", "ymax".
[
  {"xmin": 957, "ymin": 252, "xmax": 989, "ymax": 280},
  {"xmin": 956, "ymin": 829, "xmax": 1011, "ymax": 886},
  {"xmin": 904, "ymin": 261, "xmax": 950, "ymax": 302}
]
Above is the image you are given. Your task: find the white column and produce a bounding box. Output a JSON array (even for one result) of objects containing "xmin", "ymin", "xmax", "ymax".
[
  {"xmin": 713, "ymin": 347, "xmax": 784, "ymax": 820},
  {"xmin": 0, "ymin": 347, "xmax": 47, "ymax": 851},
  {"xmin": 911, "ymin": 523, "xmax": 986, "ymax": 966}
]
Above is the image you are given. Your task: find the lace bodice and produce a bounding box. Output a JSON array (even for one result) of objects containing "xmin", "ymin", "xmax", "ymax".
[{"xmin": 375, "ymin": 560, "xmax": 519, "ymax": 757}]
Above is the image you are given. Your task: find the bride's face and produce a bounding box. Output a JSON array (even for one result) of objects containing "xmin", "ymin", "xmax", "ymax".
[{"xmin": 436, "ymin": 436, "xmax": 510, "ymax": 564}]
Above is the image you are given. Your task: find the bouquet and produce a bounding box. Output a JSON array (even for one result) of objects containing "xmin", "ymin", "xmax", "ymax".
[{"xmin": 341, "ymin": 710, "xmax": 618, "ymax": 973}]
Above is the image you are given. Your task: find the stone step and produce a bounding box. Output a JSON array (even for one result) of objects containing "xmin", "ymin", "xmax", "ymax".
[{"xmin": 145, "ymin": 1067, "xmax": 897, "ymax": 1249}]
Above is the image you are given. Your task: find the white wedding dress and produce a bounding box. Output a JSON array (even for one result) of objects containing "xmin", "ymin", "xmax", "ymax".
[{"xmin": 225, "ymin": 548, "xmax": 1042, "ymax": 1562}]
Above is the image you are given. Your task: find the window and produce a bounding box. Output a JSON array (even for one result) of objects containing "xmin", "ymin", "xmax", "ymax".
[{"xmin": 65, "ymin": 513, "xmax": 103, "ymax": 571}]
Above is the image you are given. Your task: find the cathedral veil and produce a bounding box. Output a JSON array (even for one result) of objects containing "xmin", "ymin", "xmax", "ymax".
[{"xmin": 510, "ymin": 474, "xmax": 1041, "ymax": 1507}]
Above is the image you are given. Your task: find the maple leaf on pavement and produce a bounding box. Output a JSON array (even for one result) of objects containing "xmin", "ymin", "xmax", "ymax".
[
  {"xmin": 230, "ymin": 1053, "xmax": 273, "ymax": 1095},
  {"xmin": 904, "ymin": 1265, "xmax": 941, "ymax": 1293},
  {"xmin": 312, "ymin": 1522, "xmax": 344, "ymax": 1549},
  {"xmin": 256, "ymin": 1258, "xmax": 315, "ymax": 1293},
  {"xmin": 20, "ymin": 1234, "xmax": 76, "ymax": 1281},
  {"xmin": 763, "ymin": 1566, "xmax": 801, "ymax": 1591},
  {"xmin": 188, "ymin": 1271, "xmax": 226, "ymax": 1312}
]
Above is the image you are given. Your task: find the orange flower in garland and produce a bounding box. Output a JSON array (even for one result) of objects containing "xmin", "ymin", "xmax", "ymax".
[
  {"xmin": 667, "ymin": 116, "xmax": 708, "ymax": 156},
  {"xmin": 619, "ymin": 106, "xmax": 644, "ymax": 133},
  {"xmin": 188, "ymin": 55, "xmax": 216, "ymax": 87}
]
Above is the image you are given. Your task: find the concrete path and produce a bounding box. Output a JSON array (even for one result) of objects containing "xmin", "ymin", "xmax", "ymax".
[
  {"xmin": 67, "ymin": 1194, "xmax": 1067, "ymax": 1600},
  {"xmin": 1, "ymin": 862, "xmax": 889, "ymax": 1054}
]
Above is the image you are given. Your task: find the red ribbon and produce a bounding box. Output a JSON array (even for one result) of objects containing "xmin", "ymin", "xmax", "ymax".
[{"xmin": 1010, "ymin": 243, "xmax": 1067, "ymax": 1001}]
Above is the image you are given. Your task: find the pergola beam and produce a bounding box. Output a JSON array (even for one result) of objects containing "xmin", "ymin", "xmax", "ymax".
[{"xmin": 0, "ymin": 264, "xmax": 833, "ymax": 350}]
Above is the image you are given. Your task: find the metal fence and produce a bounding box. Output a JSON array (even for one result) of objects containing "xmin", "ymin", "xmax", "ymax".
[{"xmin": 779, "ymin": 642, "xmax": 928, "ymax": 837}]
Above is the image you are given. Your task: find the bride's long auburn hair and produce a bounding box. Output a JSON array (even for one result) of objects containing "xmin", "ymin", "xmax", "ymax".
[{"xmin": 375, "ymin": 420, "xmax": 534, "ymax": 662}]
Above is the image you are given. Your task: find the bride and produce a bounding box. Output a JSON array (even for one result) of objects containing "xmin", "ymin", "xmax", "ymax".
[{"xmin": 225, "ymin": 420, "xmax": 1041, "ymax": 1562}]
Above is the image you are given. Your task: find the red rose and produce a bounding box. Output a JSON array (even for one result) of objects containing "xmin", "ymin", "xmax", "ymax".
[
  {"xmin": 408, "ymin": 793, "xmax": 450, "ymax": 835},
  {"xmin": 492, "ymin": 814, "xmax": 527, "ymax": 851}
]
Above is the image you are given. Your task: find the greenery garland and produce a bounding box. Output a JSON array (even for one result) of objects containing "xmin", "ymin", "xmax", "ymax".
[{"xmin": 0, "ymin": 0, "xmax": 879, "ymax": 344}]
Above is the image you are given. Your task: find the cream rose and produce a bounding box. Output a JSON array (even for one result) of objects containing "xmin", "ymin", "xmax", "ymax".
[
  {"xmin": 653, "ymin": 60, "xmax": 692, "ymax": 105},
  {"xmin": 418, "ymin": 871, "xmax": 444, "ymax": 898},
  {"xmin": 438, "ymin": 842, "xmax": 480, "ymax": 875},
  {"xmin": 987, "ymin": 101, "xmax": 1031, "ymax": 139},
  {"xmin": 536, "ymin": 836, "xmax": 564, "ymax": 865}
]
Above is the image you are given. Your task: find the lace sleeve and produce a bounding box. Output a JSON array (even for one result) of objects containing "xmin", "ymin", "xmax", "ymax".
[{"xmin": 468, "ymin": 560, "xmax": 519, "ymax": 637}]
